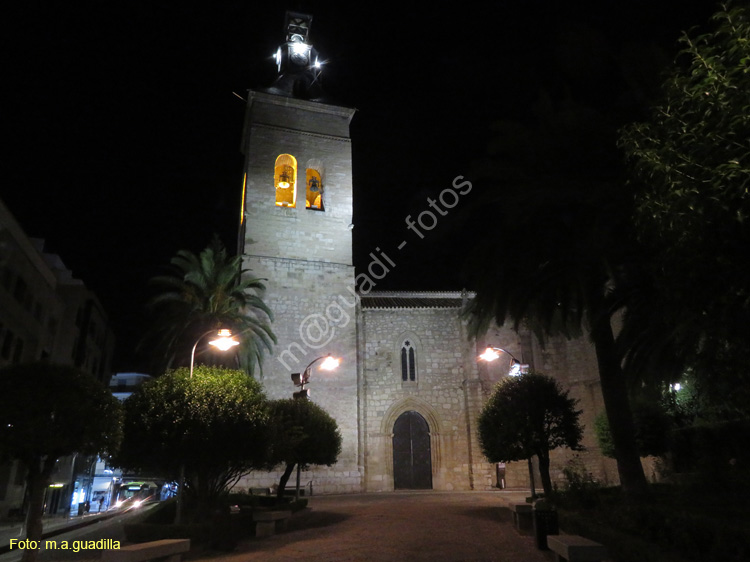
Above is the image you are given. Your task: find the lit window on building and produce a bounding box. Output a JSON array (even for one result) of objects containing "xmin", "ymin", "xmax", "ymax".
[
  {"xmin": 274, "ymin": 154, "xmax": 297, "ymax": 207},
  {"xmin": 305, "ymin": 164, "xmax": 324, "ymax": 210}
]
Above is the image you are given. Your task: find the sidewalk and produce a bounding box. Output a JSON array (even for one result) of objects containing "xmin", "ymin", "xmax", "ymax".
[
  {"xmin": 2, "ymin": 490, "xmax": 545, "ymax": 561},
  {"xmin": 187, "ymin": 490, "xmax": 553, "ymax": 562},
  {"xmin": 0, "ymin": 511, "xmax": 115, "ymax": 553}
]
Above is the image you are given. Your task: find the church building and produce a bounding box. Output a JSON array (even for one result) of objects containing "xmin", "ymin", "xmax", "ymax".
[{"xmin": 236, "ymin": 12, "xmax": 617, "ymax": 494}]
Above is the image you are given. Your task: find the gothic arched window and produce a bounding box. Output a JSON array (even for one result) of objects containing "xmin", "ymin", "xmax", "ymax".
[
  {"xmin": 274, "ymin": 154, "xmax": 297, "ymax": 207},
  {"xmin": 401, "ymin": 340, "xmax": 416, "ymax": 382}
]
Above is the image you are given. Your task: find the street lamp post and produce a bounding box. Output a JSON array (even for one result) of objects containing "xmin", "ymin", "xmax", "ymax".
[
  {"xmin": 176, "ymin": 328, "xmax": 239, "ymax": 524},
  {"xmin": 290, "ymin": 354, "xmax": 340, "ymax": 400},
  {"xmin": 289, "ymin": 354, "xmax": 340, "ymax": 498},
  {"xmin": 478, "ymin": 346, "xmax": 537, "ymax": 499},
  {"xmin": 189, "ymin": 329, "xmax": 239, "ymax": 378},
  {"xmin": 478, "ymin": 347, "xmax": 529, "ymax": 376}
]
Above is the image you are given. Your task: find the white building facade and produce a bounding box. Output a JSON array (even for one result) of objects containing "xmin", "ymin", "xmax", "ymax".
[{"xmin": 0, "ymin": 198, "xmax": 115, "ymax": 517}]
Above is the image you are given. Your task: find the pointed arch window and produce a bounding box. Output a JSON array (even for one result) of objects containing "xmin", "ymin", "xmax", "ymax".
[
  {"xmin": 274, "ymin": 154, "xmax": 297, "ymax": 207},
  {"xmin": 401, "ymin": 340, "xmax": 416, "ymax": 382},
  {"xmin": 305, "ymin": 159, "xmax": 324, "ymax": 210}
]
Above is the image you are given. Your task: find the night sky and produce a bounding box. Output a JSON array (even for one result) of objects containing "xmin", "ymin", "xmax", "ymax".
[{"xmin": 2, "ymin": 1, "xmax": 719, "ymax": 370}]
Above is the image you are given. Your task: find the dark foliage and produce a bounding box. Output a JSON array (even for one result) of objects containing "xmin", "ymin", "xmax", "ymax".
[
  {"xmin": 112, "ymin": 366, "xmax": 268, "ymax": 520},
  {"xmin": 557, "ymin": 482, "xmax": 750, "ymax": 562},
  {"xmin": 141, "ymin": 235, "xmax": 276, "ymax": 377},
  {"xmin": 594, "ymin": 400, "xmax": 672, "ymax": 459},
  {"xmin": 479, "ymin": 372, "xmax": 583, "ymax": 496},
  {"xmin": 462, "ymin": 91, "xmax": 650, "ymax": 495},
  {"xmin": 619, "ymin": 2, "xmax": 750, "ymax": 399},
  {"xmin": 0, "ymin": 362, "xmax": 122, "ymax": 562},
  {"xmin": 263, "ymin": 398, "xmax": 342, "ymax": 498}
]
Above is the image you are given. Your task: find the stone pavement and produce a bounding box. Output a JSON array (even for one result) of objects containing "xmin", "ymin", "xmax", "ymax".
[
  {"xmin": 0, "ymin": 506, "xmax": 151, "ymax": 561},
  {"xmin": 0, "ymin": 511, "xmax": 114, "ymax": 553},
  {"xmin": 188, "ymin": 490, "xmax": 555, "ymax": 562}
]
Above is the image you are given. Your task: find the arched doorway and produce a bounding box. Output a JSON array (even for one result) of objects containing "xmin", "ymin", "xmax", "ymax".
[{"xmin": 392, "ymin": 410, "xmax": 433, "ymax": 489}]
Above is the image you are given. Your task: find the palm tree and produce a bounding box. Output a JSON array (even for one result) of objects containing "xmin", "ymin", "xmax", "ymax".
[
  {"xmin": 142, "ymin": 235, "xmax": 276, "ymax": 377},
  {"xmin": 462, "ymin": 101, "xmax": 649, "ymax": 495}
]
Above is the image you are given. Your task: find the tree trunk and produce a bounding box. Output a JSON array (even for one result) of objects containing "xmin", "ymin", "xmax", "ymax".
[
  {"xmin": 527, "ymin": 457, "xmax": 537, "ymax": 499},
  {"xmin": 175, "ymin": 463, "xmax": 186, "ymax": 524},
  {"xmin": 21, "ymin": 457, "xmax": 55, "ymax": 562},
  {"xmin": 537, "ymin": 452, "xmax": 553, "ymax": 497},
  {"xmin": 590, "ymin": 314, "xmax": 649, "ymax": 496},
  {"xmin": 276, "ymin": 463, "xmax": 295, "ymax": 500}
]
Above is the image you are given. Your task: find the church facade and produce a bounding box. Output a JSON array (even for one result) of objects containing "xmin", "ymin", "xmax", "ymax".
[{"xmin": 236, "ymin": 13, "xmax": 617, "ymax": 494}]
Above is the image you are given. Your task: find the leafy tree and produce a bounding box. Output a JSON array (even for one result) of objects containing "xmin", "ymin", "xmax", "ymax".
[
  {"xmin": 143, "ymin": 235, "xmax": 276, "ymax": 377},
  {"xmin": 0, "ymin": 363, "xmax": 121, "ymax": 562},
  {"xmin": 112, "ymin": 366, "xmax": 268, "ymax": 520},
  {"xmin": 478, "ymin": 372, "xmax": 583, "ymax": 497},
  {"xmin": 463, "ymin": 98, "xmax": 651, "ymax": 495},
  {"xmin": 263, "ymin": 398, "xmax": 342, "ymax": 499},
  {"xmin": 618, "ymin": 2, "xmax": 750, "ymax": 397}
]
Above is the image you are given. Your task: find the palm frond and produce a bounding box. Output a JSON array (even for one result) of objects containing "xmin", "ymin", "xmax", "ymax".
[{"xmin": 140, "ymin": 235, "xmax": 276, "ymax": 376}]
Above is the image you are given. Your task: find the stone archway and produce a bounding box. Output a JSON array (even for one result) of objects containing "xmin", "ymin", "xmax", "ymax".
[
  {"xmin": 377, "ymin": 397, "xmax": 443, "ymax": 491},
  {"xmin": 393, "ymin": 411, "xmax": 433, "ymax": 489}
]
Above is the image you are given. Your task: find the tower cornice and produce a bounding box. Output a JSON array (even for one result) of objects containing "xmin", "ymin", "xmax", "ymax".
[
  {"xmin": 248, "ymin": 90, "xmax": 356, "ymax": 123},
  {"xmin": 250, "ymin": 122, "xmax": 352, "ymax": 143}
]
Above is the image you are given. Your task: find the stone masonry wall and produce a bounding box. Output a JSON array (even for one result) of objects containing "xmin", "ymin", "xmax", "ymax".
[
  {"xmin": 240, "ymin": 93, "xmax": 355, "ymax": 266},
  {"xmin": 361, "ymin": 305, "xmax": 485, "ymax": 492},
  {"xmin": 235, "ymin": 92, "xmax": 361, "ymax": 495},
  {"xmin": 235, "ymin": 257, "xmax": 361, "ymax": 494}
]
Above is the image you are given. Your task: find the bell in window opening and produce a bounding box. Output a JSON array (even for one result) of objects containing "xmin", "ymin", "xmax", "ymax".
[
  {"xmin": 274, "ymin": 154, "xmax": 297, "ymax": 207},
  {"xmin": 306, "ymin": 169, "xmax": 324, "ymax": 210}
]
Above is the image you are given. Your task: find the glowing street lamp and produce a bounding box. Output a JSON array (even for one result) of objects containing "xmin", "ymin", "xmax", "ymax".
[
  {"xmin": 291, "ymin": 354, "xmax": 340, "ymax": 399},
  {"xmin": 189, "ymin": 329, "xmax": 239, "ymax": 378},
  {"xmin": 479, "ymin": 347, "xmax": 528, "ymax": 376}
]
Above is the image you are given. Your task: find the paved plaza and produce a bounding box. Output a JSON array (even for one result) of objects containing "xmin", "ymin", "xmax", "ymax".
[
  {"xmin": 190, "ymin": 490, "xmax": 554, "ymax": 562},
  {"xmin": 1, "ymin": 490, "xmax": 556, "ymax": 561}
]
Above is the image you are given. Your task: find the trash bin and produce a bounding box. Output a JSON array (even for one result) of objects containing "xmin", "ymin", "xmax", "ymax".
[
  {"xmin": 532, "ymin": 505, "xmax": 559, "ymax": 550},
  {"xmin": 496, "ymin": 463, "xmax": 506, "ymax": 489}
]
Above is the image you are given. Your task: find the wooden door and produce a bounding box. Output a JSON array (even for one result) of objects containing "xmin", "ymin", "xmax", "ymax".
[{"xmin": 393, "ymin": 411, "xmax": 432, "ymax": 489}]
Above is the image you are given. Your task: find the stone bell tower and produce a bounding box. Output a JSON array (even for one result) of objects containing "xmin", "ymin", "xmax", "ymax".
[{"xmin": 237, "ymin": 12, "xmax": 361, "ymax": 493}]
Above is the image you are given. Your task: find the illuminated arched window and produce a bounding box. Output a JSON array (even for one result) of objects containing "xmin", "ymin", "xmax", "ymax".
[
  {"xmin": 274, "ymin": 154, "xmax": 297, "ymax": 207},
  {"xmin": 401, "ymin": 340, "xmax": 416, "ymax": 382},
  {"xmin": 305, "ymin": 160, "xmax": 324, "ymax": 210}
]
